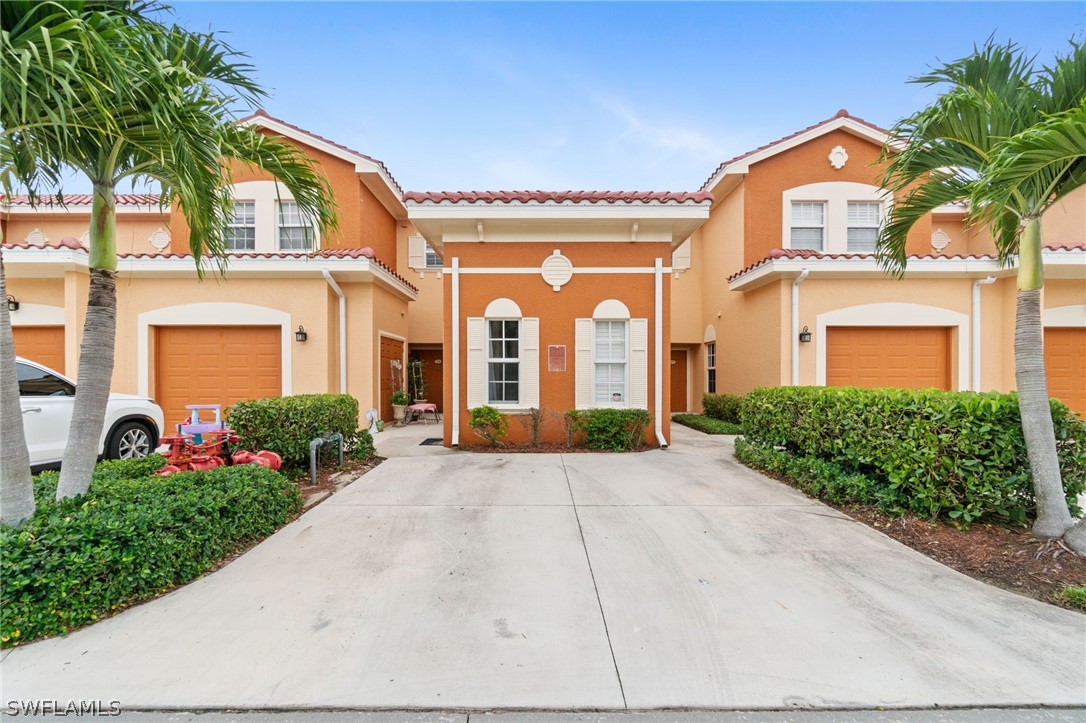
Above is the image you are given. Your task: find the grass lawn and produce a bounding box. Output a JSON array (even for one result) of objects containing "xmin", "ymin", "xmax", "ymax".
[{"xmin": 672, "ymin": 414, "xmax": 742, "ymax": 435}]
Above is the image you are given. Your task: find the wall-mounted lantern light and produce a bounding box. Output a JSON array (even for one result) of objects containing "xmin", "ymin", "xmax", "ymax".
[
  {"xmin": 6, "ymin": 295, "xmax": 19, "ymax": 312},
  {"xmin": 798, "ymin": 325, "xmax": 812, "ymax": 343},
  {"xmin": 295, "ymin": 325, "xmax": 308, "ymax": 343}
]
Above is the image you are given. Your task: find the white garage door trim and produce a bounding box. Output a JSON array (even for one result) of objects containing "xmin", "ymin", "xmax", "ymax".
[
  {"xmin": 816, "ymin": 302, "xmax": 969, "ymax": 390},
  {"xmin": 9, "ymin": 302, "xmax": 65, "ymax": 326},
  {"xmin": 137, "ymin": 302, "xmax": 292, "ymax": 398},
  {"xmin": 1044, "ymin": 304, "xmax": 1086, "ymax": 328}
]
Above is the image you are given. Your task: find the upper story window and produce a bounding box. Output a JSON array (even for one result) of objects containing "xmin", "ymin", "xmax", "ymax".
[
  {"xmin": 487, "ymin": 320, "xmax": 520, "ymax": 404},
  {"xmin": 790, "ymin": 202, "xmax": 825, "ymax": 251},
  {"xmin": 706, "ymin": 342, "xmax": 717, "ymax": 394},
  {"xmin": 277, "ymin": 201, "xmax": 313, "ymax": 251},
  {"xmin": 594, "ymin": 320, "xmax": 628, "ymax": 404},
  {"xmin": 424, "ymin": 241, "xmax": 442, "ymax": 269},
  {"xmin": 847, "ymin": 202, "xmax": 880, "ymax": 252},
  {"xmin": 226, "ymin": 201, "xmax": 256, "ymax": 251},
  {"xmin": 782, "ymin": 182, "xmax": 889, "ymax": 254}
]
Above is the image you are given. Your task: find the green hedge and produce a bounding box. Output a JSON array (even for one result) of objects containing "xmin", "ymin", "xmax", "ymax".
[
  {"xmin": 567, "ymin": 408, "xmax": 652, "ymax": 451},
  {"xmin": 228, "ymin": 394, "xmax": 362, "ymax": 466},
  {"xmin": 702, "ymin": 393, "xmax": 743, "ymax": 424},
  {"xmin": 673, "ymin": 414, "xmax": 742, "ymax": 435},
  {"xmin": 735, "ymin": 437, "xmax": 887, "ymax": 507},
  {"xmin": 740, "ymin": 386, "xmax": 1086, "ymax": 524},
  {"xmin": 1, "ymin": 458, "xmax": 301, "ymax": 647}
]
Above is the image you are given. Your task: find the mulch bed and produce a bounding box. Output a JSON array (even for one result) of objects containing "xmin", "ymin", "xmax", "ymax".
[
  {"xmin": 469, "ymin": 443, "xmax": 651, "ymax": 454},
  {"xmin": 287, "ymin": 456, "xmax": 383, "ymax": 499}
]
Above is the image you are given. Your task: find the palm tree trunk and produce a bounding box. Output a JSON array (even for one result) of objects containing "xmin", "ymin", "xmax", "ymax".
[
  {"xmin": 55, "ymin": 184, "xmax": 118, "ymax": 500},
  {"xmin": 0, "ymin": 244, "xmax": 36, "ymax": 525},
  {"xmin": 1015, "ymin": 219, "xmax": 1073, "ymax": 540}
]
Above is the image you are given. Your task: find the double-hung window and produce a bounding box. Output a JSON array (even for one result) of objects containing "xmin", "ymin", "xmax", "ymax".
[
  {"xmin": 706, "ymin": 342, "xmax": 717, "ymax": 394},
  {"xmin": 594, "ymin": 320, "xmax": 627, "ymax": 404},
  {"xmin": 790, "ymin": 202, "xmax": 825, "ymax": 251},
  {"xmin": 226, "ymin": 201, "xmax": 256, "ymax": 251},
  {"xmin": 487, "ymin": 320, "xmax": 519, "ymax": 404},
  {"xmin": 847, "ymin": 201, "xmax": 880, "ymax": 252},
  {"xmin": 277, "ymin": 201, "xmax": 313, "ymax": 250},
  {"xmin": 424, "ymin": 241, "xmax": 442, "ymax": 269}
]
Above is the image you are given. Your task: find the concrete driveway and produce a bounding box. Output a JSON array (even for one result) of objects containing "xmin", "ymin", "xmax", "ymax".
[{"xmin": 3, "ymin": 427, "xmax": 1084, "ymax": 711}]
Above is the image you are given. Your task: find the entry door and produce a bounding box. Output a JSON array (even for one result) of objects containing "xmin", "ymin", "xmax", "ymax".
[
  {"xmin": 410, "ymin": 348, "xmax": 444, "ymax": 412},
  {"xmin": 670, "ymin": 349, "xmax": 688, "ymax": 413}
]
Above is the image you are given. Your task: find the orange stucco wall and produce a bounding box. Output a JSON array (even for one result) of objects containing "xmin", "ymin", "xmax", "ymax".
[
  {"xmin": 442, "ymin": 241, "xmax": 671, "ymax": 447},
  {"xmin": 5, "ymin": 215, "xmax": 169, "ymax": 256}
]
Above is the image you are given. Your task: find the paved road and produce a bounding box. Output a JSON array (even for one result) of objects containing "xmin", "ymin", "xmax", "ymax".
[{"xmin": 3, "ymin": 427, "xmax": 1083, "ymax": 709}]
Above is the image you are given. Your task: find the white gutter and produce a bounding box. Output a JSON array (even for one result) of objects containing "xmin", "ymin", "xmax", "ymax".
[
  {"xmin": 972, "ymin": 275, "xmax": 997, "ymax": 392},
  {"xmin": 322, "ymin": 269, "xmax": 348, "ymax": 394},
  {"xmin": 791, "ymin": 268, "xmax": 809, "ymax": 386},
  {"xmin": 654, "ymin": 257, "xmax": 667, "ymax": 449},
  {"xmin": 451, "ymin": 257, "xmax": 460, "ymax": 446}
]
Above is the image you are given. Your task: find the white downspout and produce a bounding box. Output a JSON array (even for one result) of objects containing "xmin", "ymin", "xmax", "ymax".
[
  {"xmin": 972, "ymin": 275, "xmax": 996, "ymax": 392},
  {"xmin": 451, "ymin": 257, "xmax": 460, "ymax": 446},
  {"xmin": 654, "ymin": 257, "xmax": 667, "ymax": 449},
  {"xmin": 791, "ymin": 268, "xmax": 809, "ymax": 386},
  {"xmin": 322, "ymin": 269, "xmax": 347, "ymax": 394}
]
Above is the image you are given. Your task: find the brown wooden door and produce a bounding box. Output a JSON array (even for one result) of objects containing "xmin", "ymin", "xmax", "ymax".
[
  {"xmin": 826, "ymin": 327, "xmax": 950, "ymax": 390},
  {"xmin": 670, "ymin": 348, "xmax": 688, "ymax": 412},
  {"xmin": 410, "ymin": 348, "xmax": 443, "ymax": 412},
  {"xmin": 1045, "ymin": 328, "xmax": 1085, "ymax": 417},
  {"xmin": 380, "ymin": 336, "xmax": 404, "ymax": 422},
  {"xmin": 155, "ymin": 326, "xmax": 281, "ymax": 428},
  {"xmin": 13, "ymin": 326, "xmax": 65, "ymax": 373}
]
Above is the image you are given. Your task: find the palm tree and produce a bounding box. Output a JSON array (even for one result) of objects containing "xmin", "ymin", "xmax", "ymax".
[
  {"xmin": 877, "ymin": 39, "xmax": 1086, "ymax": 549},
  {"xmin": 2, "ymin": 0, "xmax": 338, "ymax": 503}
]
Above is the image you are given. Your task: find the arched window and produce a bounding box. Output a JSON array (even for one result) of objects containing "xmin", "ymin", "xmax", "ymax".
[
  {"xmin": 576, "ymin": 300, "xmax": 647, "ymax": 409},
  {"xmin": 466, "ymin": 299, "xmax": 539, "ymax": 409}
]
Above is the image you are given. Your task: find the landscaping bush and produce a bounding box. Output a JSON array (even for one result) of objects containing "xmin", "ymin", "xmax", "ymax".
[
  {"xmin": 568, "ymin": 408, "xmax": 652, "ymax": 451},
  {"xmin": 1, "ymin": 462, "xmax": 302, "ymax": 647},
  {"xmin": 228, "ymin": 394, "xmax": 361, "ymax": 466},
  {"xmin": 739, "ymin": 386, "xmax": 1086, "ymax": 524},
  {"xmin": 702, "ymin": 393, "xmax": 743, "ymax": 424},
  {"xmin": 673, "ymin": 414, "xmax": 742, "ymax": 435},
  {"xmin": 469, "ymin": 405, "xmax": 508, "ymax": 445}
]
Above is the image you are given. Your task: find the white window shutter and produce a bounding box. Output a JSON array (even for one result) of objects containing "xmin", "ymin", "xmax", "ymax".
[
  {"xmin": 672, "ymin": 238, "xmax": 691, "ymax": 271},
  {"xmin": 630, "ymin": 318, "xmax": 648, "ymax": 409},
  {"xmin": 467, "ymin": 317, "xmax": 485, "ymax": 408},
  {"xmin": 520, "ymin": 318, "xmax": 540, "ymax": 408},
  {"xmin": 575, "ymin": 318, "xmax": 593, "ymax": 409},
  {"xmin": 408, "ymin": 235, "xmax": 425, "ymax": 269}
]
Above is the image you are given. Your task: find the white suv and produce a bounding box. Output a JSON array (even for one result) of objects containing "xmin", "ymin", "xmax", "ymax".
[{"xmin": 17, "ymin": 357, "xmax": 165, "ymax": 470}]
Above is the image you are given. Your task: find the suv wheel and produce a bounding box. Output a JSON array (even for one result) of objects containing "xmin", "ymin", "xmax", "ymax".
[{"xmin": 108, "ymin": 421, "xmax": 154, "ymax": 459}]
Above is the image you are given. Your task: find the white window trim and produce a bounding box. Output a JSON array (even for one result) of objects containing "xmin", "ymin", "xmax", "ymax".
[
  {"xmin": 846, "ymin": 201, "xmax": 881, "ymax": 252},
  {"xmin": 486, "ymin": 317, "xmax": 521, "ymax": 408},
  {"xmin": 424, "ymin": 241, "xmax": 442, "ymax": 269},
  {"xmin": 706, "ymin": 341, "xmax": 717, "ymax": 394},
  {"xmin": 226, "ymin": 181, "xmax": 320, "ymax": 254},
  {"xmin": 814, "ymin": 302, "xmax": 968, "ymax": 391},
  {"xmin": 592, "ymin": 319, "xmax": 631, "ymax": 408},
  {"xmin": 789, "ymin": 201, "xmax": 826, "ymax": 252},
  {"xmin": 226, "ymin": 200, "xmax": 256, "ymax": 251},
  {"xmin": 276, "ymin": 200, "xmax": 315, "ymax": 251},
  {"xmin": 783, "ymin": 182, "xmax": 890, "ymax": 254}
]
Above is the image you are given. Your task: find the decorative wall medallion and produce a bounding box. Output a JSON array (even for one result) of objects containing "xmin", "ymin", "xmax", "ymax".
[
  {"xmin": 931, "ymin": 228, "xmax": 950, "ymax": 252},
  {"xmin": 24, "ymin": 228, "xmax": 47, "ymax": 246},
  {"xmin": 148, "ymin": 227, "xmax": 171, "ymax": 251},
  {"xmin": 80, "ymin": 230, "xmax": 91, "ymax": 246},
  {"xmin": 541, "ymin": 250, "xmax": 573, "ymax": 291},
  {"xmin": 828, "ymin": 145, "xmax": 849, "ymax": 169}
]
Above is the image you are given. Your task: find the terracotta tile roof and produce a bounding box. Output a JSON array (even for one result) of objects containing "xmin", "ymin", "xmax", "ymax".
[
  {"xmin": 726, "ymin": 245, "xmax": 1084, "ymax": 282},
  {"xmin": 237, "ymin": 109, "xmax": 404, "ymax": 196},
  {"xmin": 0, "ymin": 241, "xmax": 417, "ymax": 293},
  {"xmin": 403, "ymin": 190, "xmax": 714, "ymax": 205},
  {"xmin": 2, "ymin": 194, "xmax": 163, "ymax": 208},
  {"xmin": 700, "ymin": 109, "xmax": 891, "ymax": 191}
]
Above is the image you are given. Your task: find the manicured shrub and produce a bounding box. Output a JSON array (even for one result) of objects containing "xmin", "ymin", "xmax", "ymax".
[
  {"xmin": 568, "ymin": 408, "xmax": 652, "ymax": 452},
  {"xmin": 228, "ymin": 394, "xmax": 360, "ymax": 466},
  {"xmin": 347, "ymin": 429, "xmax": 375, "ymax": 460},
  {"xmin": 702, "ymin": 393, "xmax": 743, "ymax": 424},
  {"xmin": 1, "ymin": 462, "xmax": 302, "ymax": 647},
  {"xmin": 469, "ymin": 405, "xmax": 509, "ymax": 445},
  {"xmin": 673, "ymin": 414, "xmax": 742, "ymax": 435},
  {"xmin": 735, "ymin": 437, "xmax": 888, "ymax": 508},
  {"xmin": 739, "ymin": 386, "xmax": 1086, "ymax": 524}
]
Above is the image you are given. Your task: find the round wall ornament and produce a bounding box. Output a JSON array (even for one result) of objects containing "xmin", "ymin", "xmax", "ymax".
[{"xmin": 541, "ymin": 250, "xmax": 573, "ymax": 291}]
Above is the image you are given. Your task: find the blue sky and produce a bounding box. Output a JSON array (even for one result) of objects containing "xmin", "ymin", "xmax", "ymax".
[{"xmin": 130, "ymin": 2, "xmax": 1086, "ymax": 192}]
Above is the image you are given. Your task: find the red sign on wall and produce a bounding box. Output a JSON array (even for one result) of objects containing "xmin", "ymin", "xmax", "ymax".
[{"xmin": 548, "ymin": 345, "xmax": 566, "ymax": 372}]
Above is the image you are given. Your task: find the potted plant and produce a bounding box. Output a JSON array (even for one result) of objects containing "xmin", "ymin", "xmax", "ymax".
[{"xmin": 391, "ymin": 389, "xmax": 409, "ymax": 422}]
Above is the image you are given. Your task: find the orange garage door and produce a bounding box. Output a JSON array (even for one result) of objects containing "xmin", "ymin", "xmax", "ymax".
[
  {"xmin": 13, "ymin": 326, "xmax": 65, "ymax": 373},
  {"xmin": 1045, "ymin": 328, "xmax": 1085, "ymax": 417},
  {"xmin": 827, "ymin": 326, "xmax": 950, "ymax": 390},
  {"xmin": 155, "ymin": 326, "xmax": 281, "ymax": 429}
]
